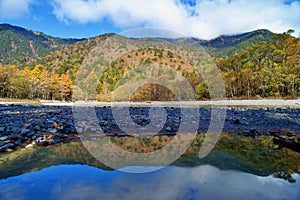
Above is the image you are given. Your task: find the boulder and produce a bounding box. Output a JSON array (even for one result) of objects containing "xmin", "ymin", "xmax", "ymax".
[
  {"xmin": 52, "ymin": 122, "xmax": 58, "ymax": 128},
  {"xmin": 233, "ymin": 118, "xmax": 240, "ymax": 124},
  {"xmin": 23, "ymin": 124, "xmax": 31, "ymax": 129},
  {"xmin": 14, "ymin": 139, "xmax": 22, "ymax": 146},
  {"xmin": 27, "ymin": 131, "xmax": 36, "ymax": 137},
  {"xmin": 0, "ymin": 143, "xmax": 14, "ymax": 150},
  {"xmin": 47, "ymin": 128, "xmax": 57, "ymax": 134},
  {"xmin": 0, "ymin": 127, "xmax": 5, "ymax": 133},
  {"xmin": 166, "ymin": 126, "xmax": 173, "ymax": 132},
  {"xmin": 0, "ymin": 136, "xmax": 9, "ymax": 141},
  {"xmin": 25, "ymin": 143, "xmax": 36, "ymax": 149},
  {"xmin": 20, "ymin": 128, "xmax": 30, "ymax": 136}
]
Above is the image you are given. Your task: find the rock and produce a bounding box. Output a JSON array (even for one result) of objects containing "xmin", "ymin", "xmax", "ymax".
[
  {"xmin": 48, "ymin": 135, "xmax": 55, "ymax": 139},
  {"xmin": 10, "ymin": 134, "xmax": 22, "ymax": 140},
  {"xmin": 166, "ymin": 126, "xmax": 173, "ymax": 132},
  {"xmin": 174, "ymin": 119, "xmax": 181, "ymax": 124},
  {"xmin": 37, "ymin": 140, "xmax": 48, "ymax": 146},
  {"xmin": 56, "ymin": 126, "xmax": 64, "ymax": 131},
  {"xmin": 14, "ymin": 139, "xmax": 22, "ymax": 146},
  {"xmin": 233, "ymin": 118, "xmax": 240, "ymax": 124},
  {"xmin": 56, "ymin": 133, "xmax": 64, "ymax": 138},
  {"xmin": 250, "ymin": 128, "xmax": 256, "ymax": 134},
  {"xmin": 33, "ymin": 125, "xmax": 41, "ymax": 131},
  {"xmin": 0, "ymin": 143, "xmax": 14, "ymax": 150},
  {"xmin": 20, "ymin": 128, "xmax": 30, "ymax": 136},
  {"xmin": 0, "ymin": 127, "xmax": 5, "ymax": 133},
  {"xmin": 24, "ymin": 124, "xmax": 31, "ymax": 129},
  {"xmin": 47, "ymin": 119, "xmax": 54, "ymax": 124},
  {"xmin": 76, "ymin": 128, "xmax": 83, "ymax": 134},
  {"xmin": 0, "ymin": 141, "xmax": 5, "ymax": 146},
  {"xmin": 47, "ymin": 128, "xmax": 57, "ymax": 134},
  {"xmin": 27, "ymin": 131, "xmax": 36, "ymax": 137},
  {"xmin": 25, "ymin": 144, "xmax": 36, "ymax": 149},
  {"xmin": 11, "ymin": 127, "xmax": 20, "ymax": 134},
  {"xmin": 156, "ymin": 124, "xmax": 162, "ymax": 129},
  {"xmin": 63, "ymin": 123, "xmax": 76, "ymax": 134},
  {"xmin": 249, "ymin": 128, "xmax": 257, "ymax": 137},
  {"xmin": 139, "ymin": 127, "xmax": 146, "ymax": 131},
  {"xmin": 52, "ymin": 122, "xmax": 58, "ymax": 128},
  {"xmin": 48, "ymin": 139, "xmax": 55, "ymax": 145},
  {"xmin": 36, "ymin": 136, "xmax": 48, "ymax": 146},
  {"xmin": 62, "ymin": 134, "xmax": 69, "ymax": 139},
  {"xmin": 90, "ymin": 127, "xmax": 97, "ymax": 132},
  {"xmin": 243, "ymin": 131, "xmax": 250, "ymax": 136},
  {"xmin": 0, "ymin": 136, "xmax": 9, "ymax": 141}
]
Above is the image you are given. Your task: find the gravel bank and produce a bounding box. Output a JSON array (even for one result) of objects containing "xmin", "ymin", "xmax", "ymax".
[
  {"xmin": 0, "ymin": 103, "xmax": 299, "ymax": 152},
  {"xmin": 22, "ymin": 99, "xmax": 300, "ymax": 107}
]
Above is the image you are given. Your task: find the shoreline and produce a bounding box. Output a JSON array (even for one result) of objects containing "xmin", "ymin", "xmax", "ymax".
[{"xmin": 0, "ymin": 99, "xmax": 300, "ymax": 108}]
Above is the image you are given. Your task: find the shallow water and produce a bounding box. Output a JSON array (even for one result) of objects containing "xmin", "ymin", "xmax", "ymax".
[
  {"xmin": 0, "ymin": 134, "xmax": 300, "ymax": 200},
  {"xmin": 1, "ymin": 164, "xmax": 300, "ymax": 200}
]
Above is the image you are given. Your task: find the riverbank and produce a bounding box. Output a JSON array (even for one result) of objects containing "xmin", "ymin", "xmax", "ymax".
[
  {"xmin": 0, "ymin": 103, "xmax": 299, "ymax": 153},
  {"xmin": 1, "ymin": 99, "xmax": 300, "ymax": 108}
]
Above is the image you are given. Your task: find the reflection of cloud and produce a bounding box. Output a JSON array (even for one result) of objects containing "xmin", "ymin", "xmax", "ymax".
[
  {"xmin": 1, "ymin": 164, "xmax": 300, "ymax": 200},
  {"xmin": 0, "ymin": 0, "xmax": 35, "ymax": 19},
  {"xmin": 51, "ymin": 0, "xmax": 300, "ymax": 39},
  {"xmin": 0, "ymin": 183, "xmax": 26, "ymax": 200}
]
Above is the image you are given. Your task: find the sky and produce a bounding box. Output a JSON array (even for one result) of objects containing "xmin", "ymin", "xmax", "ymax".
[{"xmin": 0, "ymin": 0, "xmax": 300, "ymax": 39}]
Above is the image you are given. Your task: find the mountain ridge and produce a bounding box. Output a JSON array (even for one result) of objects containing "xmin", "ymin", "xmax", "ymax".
[
  {"xmin": 0, "ymin": 23, "xmax": 81, "ymax": 64},
  {"xmin": 0, "ymin": 23, "xmax": 275, "ymax": 65},
  {"xmin": 0, "ymin": 23, "xmax": 298, "ymax": 101}
]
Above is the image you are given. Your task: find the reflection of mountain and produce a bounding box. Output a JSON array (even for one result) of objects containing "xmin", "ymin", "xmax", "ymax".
[{"xmin": 0, "ymin": 134, "xmax": 299, "ymax": 182}]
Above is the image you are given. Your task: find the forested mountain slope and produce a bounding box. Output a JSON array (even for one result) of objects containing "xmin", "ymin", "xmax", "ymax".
[
  {"xmin": 0, "ymin": 24, "xmax": 80, "ymax": 65},
  {"xmin": 0, "ymin": 24, "xmax": 299, "ymax": 101}
]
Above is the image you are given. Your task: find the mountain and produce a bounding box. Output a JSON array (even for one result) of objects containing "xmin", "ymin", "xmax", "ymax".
[
  {"xmin": 0, "ymin": 24, "xmax": 298, "ymax": 101},
  {"xmin": 0, "ymin": 23, "xmax": 81, "ymax": 65},
  {"xmin": 159, "ymin": 29, "xmax": 273, "ymax": 57},
  {"xmin": 0, "ymin": 23, "xmax": 273, "ymax": 66},
  {"xmin": 26, "ymin": 32, "xmax": 218, "ymax": 100},
  {"xmin": 27, "ymin": 29, "xmax": 274, "ymax": 75}
]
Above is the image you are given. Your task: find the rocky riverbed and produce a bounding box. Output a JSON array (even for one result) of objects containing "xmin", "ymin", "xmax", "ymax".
[{"xmin": 0, "ymin": 104, "xmax": 300, "ymax": 152}]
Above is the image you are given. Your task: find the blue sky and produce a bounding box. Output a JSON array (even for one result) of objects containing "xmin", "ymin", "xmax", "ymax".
[{"xmin": 0, "ymin": 0, "xmax": 300, "ymax": 39}]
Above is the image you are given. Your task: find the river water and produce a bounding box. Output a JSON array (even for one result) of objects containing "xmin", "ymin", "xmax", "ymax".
[
  {"xmin": 0, "ymin": 134, "xmax": 299, "ymax": 200},
  {"xmin": 1, "ymin": 164, "xmax": 300, "ymax": 200}
]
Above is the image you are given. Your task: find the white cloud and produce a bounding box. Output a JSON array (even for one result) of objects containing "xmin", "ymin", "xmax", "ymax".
[
  {"xmin": 2, "ymin": 165, "xmax": 299, "ymax": 200},
  {"xmin": 0, "ymin": 0, "xmax": 35, "ymax": 19},
  {"xmin": 51, "ymin": 0, "xmax": 300, "ymax": 39}
]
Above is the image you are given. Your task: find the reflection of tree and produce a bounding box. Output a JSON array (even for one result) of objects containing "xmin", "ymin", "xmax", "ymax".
[
  {"xmin": 0, "ymin": 134, "xmax": 299, "ymax": 182},
  {"xmin": 273, "ymin": 171, "xmax": 296, "ymax": 183},
  {"xmin": 204, "ymin": 134, "xmax": 300, "ymax": 182}
]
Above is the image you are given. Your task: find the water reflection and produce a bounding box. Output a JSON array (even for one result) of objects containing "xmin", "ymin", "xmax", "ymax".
[
  {"xmin": 1, "ymin": 134, "xmax": 300, "ymax": 181},
  {"xmin": 1, "ymin": 164, "xmax": 299, "ymax": 200},
  {"xmin": 1, "ymin": 134, "xmax": 300, "ymax": 200}
]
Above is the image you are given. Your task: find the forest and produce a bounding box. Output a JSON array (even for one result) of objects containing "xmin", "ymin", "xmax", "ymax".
[
  {"xmin": 0, "ymin": 28, "xmax": 299, "ymax": 101},
  {"xmin": 218, "ymin": 30, "xmax": 300, "ymax": 98},
  {"xmin": 0, "ymin": 64, "xmax": 72, "ymax": 101}
]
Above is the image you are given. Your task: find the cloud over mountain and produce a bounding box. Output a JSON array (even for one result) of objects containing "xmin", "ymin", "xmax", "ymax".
[
  {"xmin": 0, "ymin": 0, "xmax": 299, "ymax": 39},
  {"xmin": 51, "ymin": 0, "xmax": 300, "ymax": 39}
]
